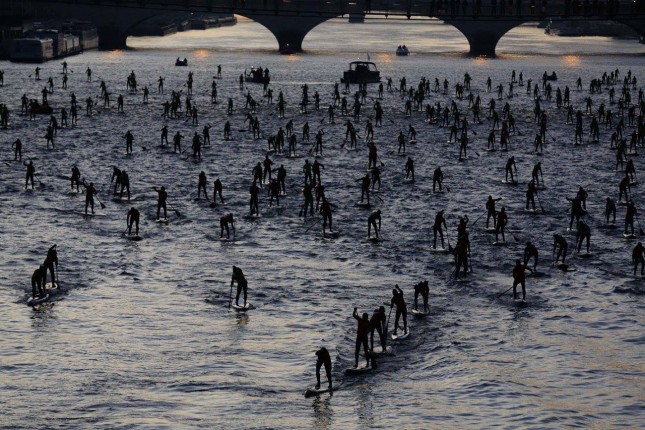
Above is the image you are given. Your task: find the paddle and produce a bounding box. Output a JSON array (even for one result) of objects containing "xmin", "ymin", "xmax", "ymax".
[
  {"xmin": 304, "ymin": 217, "xmax": 321, "ymax": 233},
  {"xmin": 470, "ymin": 211, "xmax": 486, "ymax": 227},
  {"xmin": 383, "ymin": 305, "xmax": 393, "ymax": 343},
  {"xmin": 167, "ymin": 202, "xmax": 182, "ymax": 217},
  {"xmin": 228, "ymin": 280, "xmax": 234, "ymax": 309},
  {"xmin": 536, "ymin": 192, "xmax": 545, "ymax": 212},
  {"xmin": 496, "ymin": 284, "xmax": 514, "ymax": 299},
  {"xmin": 95, "ymin": 194, "xmax": 106, "ymax": 210},
  {"xmin": 636, "ymin": 214, "xmax": 645, "ymax": 236}
]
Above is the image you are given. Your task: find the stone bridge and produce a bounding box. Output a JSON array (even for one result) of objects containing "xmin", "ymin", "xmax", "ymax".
[{"xmin": 19, "ymin": 0, "xmax": 645, "ymax": 56}]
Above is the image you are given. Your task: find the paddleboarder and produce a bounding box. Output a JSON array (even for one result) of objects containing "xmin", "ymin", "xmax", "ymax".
[
  {"xmin": 433, "ymin": 210, "xmax": 447, "ymax": 249},
  {"xmin": 231, "ymin": 266, "xmax": 248, "ymax": 308},
  {"xmin": 553, "ymin": 234, "xmax": 568, "ymax": 264},
  {"xmin": 154, "ymin": 186, "xmax": 168, "ymax": 220},
  {"xmin": 24, "ymin": 160, "xmax": 35, "ymax": 190},
  {"xmin": 31, "ymin": 265, "xmax": 46, "ymax": 299},
  {"xmin": 368, "ymin": 209, "xmax": 381, "ymax": 239},
  {"xmin": 314, "ymin": 347, "xmax": 333, "ymax": 391},
  {"xmin": 512, "ymin": 259, "xmax": 532, "ymax": 301},
  {"xmin": 213, "ymin": 178, "xmax": 225, "ymax": 206},
  {"xmin": 82, "ymin": 180, "xmax": 97, "ymax": 215},
  {"xmin": 127, "ymin": 207, "xmax": 140, "ymax": 236},
  {"xmin": 576, "ymin": 220, "xmax": 591, "ymax": 253},
  {"xmin": 390, "ymin": 284, "xmax": 408, "ymax": 336},
  {"xmin": 523, "ymin": 241, "xmax": 539, "ymax": 271},
  {"xmin": 71, "ymin": 165, "xmax": 81, "ymax": 192},
  {"xmin": 369, "ymin": 306, "xmax": 387, "ymax": 352},
  {"xmin": 352, "ymin": 308, "xmax": 371, "ymax": 369},
  {"xmin": 43, "ymin": 245, "xmax": 58, "ymax": 287},
  {"xmin": 198, "ymin": 171, "xmax": 208, "ymax": 200},
  {"xmin": 413, "ymin": 280, "xmax": 429, "ymax": 312},
  {"xmin": 220, "ymin": 213, "xmax": 235, "ymax": 239}
]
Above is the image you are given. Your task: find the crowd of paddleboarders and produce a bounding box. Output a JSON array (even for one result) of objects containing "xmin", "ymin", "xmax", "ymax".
[{"xmin": 3, "ymin": 59, "xmax": 645, "ymax": 393}]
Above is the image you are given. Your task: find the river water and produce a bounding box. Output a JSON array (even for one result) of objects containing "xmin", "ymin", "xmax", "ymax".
[{"xmin": 1, "ymin": 17, "xmax": 644, "ymax": 429}]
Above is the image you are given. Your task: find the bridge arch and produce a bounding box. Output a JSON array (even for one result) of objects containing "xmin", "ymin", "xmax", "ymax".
[
  {"xmin": 444, "ymin": 18, "xmax": 526, "ymax": 56},
  {"xmin": 236, "ymin": 13, "xmax": 334, "ymax": 53}
]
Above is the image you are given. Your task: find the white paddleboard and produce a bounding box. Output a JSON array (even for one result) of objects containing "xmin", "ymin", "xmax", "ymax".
[
  {"xmin": 156, "ymin": 218, "xmax": 169, "ymax": 224},
  {"xmin": 344, "ymin": 363, "xmax": 372, "ymax": 375},
  {"xmin": 231, "ymin": 302, "xmax": 253, "ymax": 312},
  {"xmin": 391, "ymin": 329, "xmax": 410, "ymax": 341},
  {"xmin": 27, "ymin": 293, "xmax": 50, "ymax": 306},
  {"xmin": 411, "ymin": 308, "xmax": 429, "ymax": 317}
]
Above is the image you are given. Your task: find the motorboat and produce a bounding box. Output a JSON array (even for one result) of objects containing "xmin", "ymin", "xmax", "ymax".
[
  {"xmin": 396, "ymin": 45, "xmax": 410, "ymax": 56},
  {"xmin": 340, "ymin": 61, "xmax": 380, "ymax": 84}
]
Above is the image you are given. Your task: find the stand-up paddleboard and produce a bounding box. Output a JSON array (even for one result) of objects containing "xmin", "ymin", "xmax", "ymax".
[
  {"xmin": 366, "ymin": 237, "xmax": 381, "ymax": 243},
  {"xmin": 68, "ymin": 189, "xmax": 82, "ymax": 196},
  {"xmin": 356, "ymin": 201, "xmax": 371, "ymax": 209},
  {"xmin": 231, "ymin": 302, "xmax": 253, "ymax": 312},
  {"xmin": 484, "ymin": 227, "xmax": 497, "ymax": 232},
  {"xmin": 578, "ymin": 252, "xmax": 593, "ymax": 259},
  {"xmin": 27, "ymin": 293, "xmax": 50, "ymax": 306},
  {"xmin": 409, "ymin": 139, "xmax": 417, "ymax": 144},
  {"xmin": 524, "ymin": 208, "xmax": 539, "ymax": 213},
  {"xmin": 492, "ymin": 241, "xmax": 508, "ymax": 246},
  {"xmin": 44, "ymin": 282, "xmax": 59, "ymax": 292},
  {"xmin": 513, "ymin": 299, "xmax": 528, "ymax": 307},
  {"xmin": 430, "ymin": 247, "xmax": 450, "ymax": 253},
  {"xmin": 501, "ymin": 180, "xmax": 518, "ymax": 185},
  {"xmin": 156, "ymin": 218, "xmax": 169, "ymax": 224},
  {"xmin": 556, "ymin": 263, "xmax": 576, "ymax": 272},
  {"xmin": 243, "ymin": 213, "xmax": 261, "ymax": 220},
  {"xmin": 433, "ymin": 190, "xmax": 445, "ymax": 194},
  {"xmin": 76, "ymin": 211, "xmax": 106, "ymax": 217},
  {"xmin": 113, "ymin": 195, "xmax": 132, "ymax": 203},
  {"xmin": 458, "ymin": 156, "xmax": 468, "ymax": 162},
  {"xmin": 304, "ymin": 380, "xmax": 344, "ymax": 398},
  {"xmin": 403, "ymin": 178, "xmax": 415, "ymax": 184},
  {"xmin": 126, "ymin": 235, "xmax": 142, "ymax": 241},
  {"xmin": 411, "ymin": 308, "xmax": 429, "ymax": 317},
  {"xmin": 368, "ymin": 345, "xmax": 394, "ymax": 358},
  {"xmin": 344, "ymin": 363, "xmax": 372, "ymax": 375},
  {"xmin": 485, "ymin": 148, "xmax": 497, "ymax": 152},
  {"xmin": 391, "ymin": 329, "xmax": 410, "ymax": 341},
  {"xmin": 323, "ymin": 229, "xmax": 340, "ymax": 238},
  {"xmin": 398, "ymin": 152, "xmax": 407, "ymax": 157},
  {"xmin": 623, "ymin": 233, "xmax": 636, "ymax": 239}
]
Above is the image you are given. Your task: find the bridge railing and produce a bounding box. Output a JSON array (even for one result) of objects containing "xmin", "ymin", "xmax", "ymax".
[{"xmin": 27, "ymin": 0, "xmax": 645, "ymax": 18}]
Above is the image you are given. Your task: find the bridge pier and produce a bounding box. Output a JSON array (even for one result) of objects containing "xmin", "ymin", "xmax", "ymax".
[
  {"xmin": 97, "ymin": 25, "xmax": 129, "ymax": 50},
  {"xmin": 245, "ymin": 15, "xmax": 330, "ymax": 53},
  {"xmin": 446, "ymin": 19, "xmax": 525, "ymax": 57}
]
